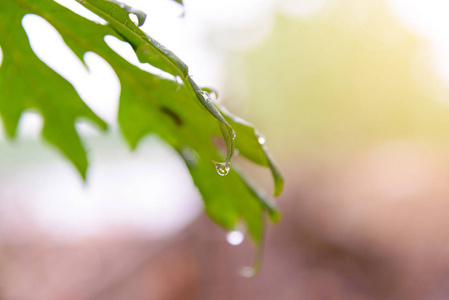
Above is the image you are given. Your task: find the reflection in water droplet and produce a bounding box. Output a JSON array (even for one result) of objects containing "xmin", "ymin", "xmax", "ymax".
[
  {"xmin": 234, "ymin": 148, "xmax": 239, "ymax": 156},
  {"xmin": 226, "ymin": 230, "xmax": 244, "ymax": 246},
  {"xmin": 258, "ymin": 135, "xmax": 266, "ymax": 145},
  {"xmin": 212, "ymin": 161, "xmax": 230, "ymax": 176},
  {"xmin": 129, "ymin": 13, "xmax": 139, "ymax": 25},
  {"xmin": 209, "ymin": 91, "xmax": 218, "ymax": 101},
  {"xmin": 239, "ymin": 266, "xmax": 256, "ymax": 278}
]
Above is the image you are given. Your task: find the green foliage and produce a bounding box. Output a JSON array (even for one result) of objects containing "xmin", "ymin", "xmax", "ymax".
[{"xmin": 0, "ymin": 0, "xmax": 283, "ymax": 245}]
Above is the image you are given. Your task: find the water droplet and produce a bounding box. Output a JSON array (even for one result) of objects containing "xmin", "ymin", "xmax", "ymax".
[
  {"xmin": 231, "ymin": 130, "xmax": 236, "ymax": 140},
  {"xmin": 209, "ymin": 91, "xmax": 218, "ymax": 101},
  {"xmin": 203, "ymin": 88, "xmax": 219, "ymax": 100},
  {"xmin": 234, "ymin": 148, "xmax": 239, "ymax": 156},
  {"xmin": 159, "ymin": 44, "xmax": 168, "ymax": 51},
  {"xmin": 226, "ymin": 230, "xmax": 244, "ymax": 246},
  {"xmin": 257, "ymin": 135, "xmax": 266, "ymax": 145},
  {"xmin": 129, "ymin": 13, "xmax": 139, "ymax": 26},
  {"xmin": 200, "ymin": 91, "xmax": 210, "ymax": 102},
  {"xmin": 212, "ymin": 161, "xmax": 230, "ymax": 176},
  {"xmin": 239, "ymin": 266, "xmax": 256, "ymax": 278}
]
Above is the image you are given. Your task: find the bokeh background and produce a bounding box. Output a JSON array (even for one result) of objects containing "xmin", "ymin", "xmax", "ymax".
[{"xmin": 2, "ymin": 0, "xmax": 449, "ymax": 299}]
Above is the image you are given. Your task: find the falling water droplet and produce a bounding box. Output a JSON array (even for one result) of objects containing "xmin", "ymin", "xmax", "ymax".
[
  {"xmin": 212, "ymin": 161, "xmax": 230, "ymax": 176},
  {"xmin": 239, "ymin": 266, "xmax": 256, "ymax": 278},
  {"xmin": 226, "ymin": 230, "xmax": 244, "ymax": 246},
  {"xmin": 257, "ymin": 134, "xmax": 266, "ymax": 145}
]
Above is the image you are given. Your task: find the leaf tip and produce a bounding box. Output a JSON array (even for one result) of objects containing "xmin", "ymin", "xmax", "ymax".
[
  {"xmin": 80, "ymin": 168, "xmax": 88, "ymax": 182},
  {"xmin": 273, "ymin": 175, "xmax": 284, "ymax": 197},
  {"xmin": 268, "ymin": 208, "xmax": 282, "ymax": 224}
]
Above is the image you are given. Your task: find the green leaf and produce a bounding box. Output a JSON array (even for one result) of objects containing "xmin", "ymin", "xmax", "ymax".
[{"xmin": 0, "ymin": 0, "xmax": 282, "ymax": 245}]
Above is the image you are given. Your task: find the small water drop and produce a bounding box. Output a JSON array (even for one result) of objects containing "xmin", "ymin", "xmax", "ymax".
[
  {"xmin": 234, "ymin": 148, "xmax": 239, "ymax": 156},
  {"xmin": 200, "ymin": 91, "xmax": 210, "ymax": 102},
  {"xmin": 257, "ymin": 135, "xmax": 266, "ymax": 145},
  {"xmin": 226, "ymin": 230, "xmax": 244, "ymax": 246},
  {"xmin": 239, "ymin": 266, "xmax": 256, "ymax": 278},
  {"xmin": 231, "ymin": 130, "xmax": 236, "ymax": 140},
  {"xmin": 212, "ymin": 161, "xmax": 230, "ymax": 176},
  {"xmin": 209, "ymin": 91, "xmax": 218, "ymax": 101},
  {"xmin": 203, "ymin": 88, "xmax": 219, "ymax": 100}
]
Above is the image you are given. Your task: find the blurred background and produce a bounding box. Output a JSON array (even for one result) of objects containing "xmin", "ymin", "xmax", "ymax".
[{"xmin": 2, "ymin": 0, "xmax": 449, "ymax": 299}]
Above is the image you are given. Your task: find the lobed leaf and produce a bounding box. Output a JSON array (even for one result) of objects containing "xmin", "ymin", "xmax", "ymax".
[{"xmin": 0, "ymin": 0, "xmax": 282, "ymax": 245}]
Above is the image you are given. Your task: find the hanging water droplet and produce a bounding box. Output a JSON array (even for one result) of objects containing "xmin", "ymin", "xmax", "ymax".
[
  {"xmin": 239, "ymin": 266, "xmax": 256, "ymax": 278},
  {"xmin": 257, "ymin": 134, "xmax": 266, "ymax": 145},
  {"xmin": 212, "ymin": 161, "xmax": 230, "ymax": 176},
  {"xmin": 234, "ymin": 148, "xmax": 239, "ymax": 157},
  {"xmin": 226, "ymin": 230, "xmax": 244, "ymax": 246}
]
